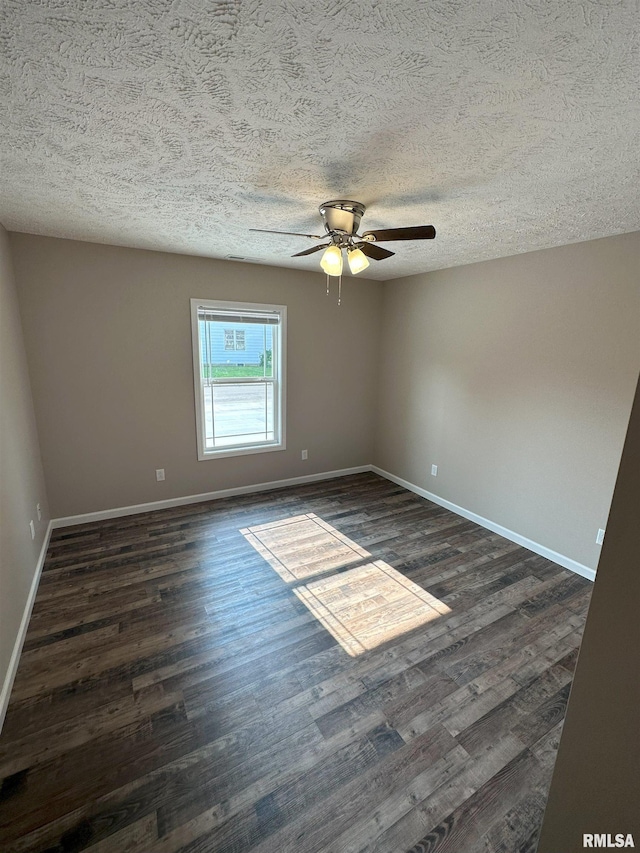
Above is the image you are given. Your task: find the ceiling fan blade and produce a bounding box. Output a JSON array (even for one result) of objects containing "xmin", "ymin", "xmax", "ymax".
[
  {"xmin": 362, "ymin": 225, "xmax": 436, "ymax": 242},
  {"xmin": 249, "ymin": 228, "xmax": 324, "ymax": 240},
  {"xmin": 357, "ymin": 242, "xmax": 395, "ymax": 260},
  {"xmin": 292, "ymin": 243, "xmax": 330, "ymax": 257}
]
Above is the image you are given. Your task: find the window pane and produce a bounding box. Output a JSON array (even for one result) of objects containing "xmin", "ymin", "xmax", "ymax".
[
  {"xmin": 203, "ymin": 382, "xmax": 275, "ymax": 449},
  {"xmin": 193, "ymin": 300, "xmax": 284, "ymax": 459},
  {"xmin": 200, "ymin": 321, "xmax": 273, "ymax": 377}
]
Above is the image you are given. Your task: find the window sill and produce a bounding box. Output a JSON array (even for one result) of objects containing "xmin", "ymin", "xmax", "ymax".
[{"xmin": 197, "ymin": 441, "xmax": 286, "ymax": 461}]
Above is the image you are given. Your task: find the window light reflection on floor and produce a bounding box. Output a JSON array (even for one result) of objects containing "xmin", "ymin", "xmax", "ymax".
[
  {"xmin": 240, "ymin": 513, "xmax": 370, "ymax": 583},
  {"xmin": 240, "ymin": 513, "xmax": 451, "ymax": 656}
]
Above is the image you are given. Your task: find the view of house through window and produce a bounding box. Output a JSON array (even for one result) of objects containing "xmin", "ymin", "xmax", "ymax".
[
  {"xmin": 224, "ymin": 329, "xmax": 246, "ymax": 351},
  {"xmin": 191, "ymin": 300, "xmax": 286, "ymax": 459}
]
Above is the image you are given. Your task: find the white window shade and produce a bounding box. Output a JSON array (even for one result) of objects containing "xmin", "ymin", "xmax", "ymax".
[{"xmin": 199, "ymin": 310, "xmax": 280, "ymax": 324}]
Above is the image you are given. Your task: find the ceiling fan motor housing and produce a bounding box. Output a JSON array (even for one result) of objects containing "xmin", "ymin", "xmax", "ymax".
[{"xmin": 319, "ymin": 200, "xmax": 366, "ymax": 237}]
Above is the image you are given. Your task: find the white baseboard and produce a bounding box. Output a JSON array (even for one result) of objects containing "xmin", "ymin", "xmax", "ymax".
[
  {"xmin": 51, "ymin": 464, "xmax": 596, "ymax": 582},
  {"xmin": 371, "ymin": 466, "xmax": 596, "ymax": 582},
  {"xmin": 51, "ymin": 466, "xmax": 372, "ymax": 529},
  {"xmin": 0, "ymin": 520, "xmax": 53, "ymax": 733}
]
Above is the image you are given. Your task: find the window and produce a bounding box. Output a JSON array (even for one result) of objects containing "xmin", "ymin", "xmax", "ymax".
[
  {"xmin": 191, "ymin": 299, "xmax": 286, "ymax": 459},
  {"xmin": 224, "ymin": 329, "xmax": 246, "ymax": 351}
]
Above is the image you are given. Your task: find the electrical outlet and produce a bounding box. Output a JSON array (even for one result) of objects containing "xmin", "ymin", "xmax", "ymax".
[
  {"xmin": 596, "ymin": 528, "xmax": 605, "ymax": 545},
  {"xmin": 29, "ymin": 520, "xmax": 35, "ymax": 540},
  {"xmin": 301, "ymin": 450, "xmax": 308, "ymax": 461},
  {"xmin": 431, "ymin": 464, "xmax": 438, "ymax": 476},
  {"xmin": 156, "ymin": 468, "xmax": 165, "ymax": 482},
  {"xmin": 37, "ymin": 503, "xmax": 42, "ymax": 521}
]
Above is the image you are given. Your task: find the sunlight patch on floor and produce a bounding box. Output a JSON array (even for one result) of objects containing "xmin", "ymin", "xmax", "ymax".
[
  {"xmin": 294, "ymin": 561, "xmax": 451, "ymax": 656},
  {"xmin": 240, "ymin": 513, "xmax": 370, "ymax": 583},
  {"xmin": 241, "ymin": 515, "xmax": 451, "ymax": 656}
]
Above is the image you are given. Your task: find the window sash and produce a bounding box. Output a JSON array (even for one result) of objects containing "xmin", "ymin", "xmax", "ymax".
[{"xmin": 202, "ymin": 380, "xmax": 276, "ymax": 450}]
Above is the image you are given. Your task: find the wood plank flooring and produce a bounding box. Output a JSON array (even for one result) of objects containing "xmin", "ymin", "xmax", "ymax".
[{"xmin": 0, "ymin": 473, "xmax": 592, "ymax": 853}]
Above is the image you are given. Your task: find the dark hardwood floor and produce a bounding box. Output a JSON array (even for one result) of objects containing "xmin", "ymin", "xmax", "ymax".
[{"xmin": 0, "ymin": 473, "xmax": 592, "ymax": 853}]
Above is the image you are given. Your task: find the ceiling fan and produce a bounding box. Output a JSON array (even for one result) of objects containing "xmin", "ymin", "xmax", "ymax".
[{"xmin": 250, "ymin": 200, "xmax": 436, "ymax": 297}]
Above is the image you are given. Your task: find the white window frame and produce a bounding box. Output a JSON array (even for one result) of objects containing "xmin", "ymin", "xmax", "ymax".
[{"xmin": 191, "ymin": 299, "xmax": 287, "ymax": 460}]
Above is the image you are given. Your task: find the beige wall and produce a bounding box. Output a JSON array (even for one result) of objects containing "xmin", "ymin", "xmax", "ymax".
[
  {"xmin": 374, "ymin": 232, "xmax": 640, "ymax": 569},
  {"xmin": 8, "ymin": 229, "xmax": 639, "ymax": 571},
  {"xmin": 537, "ymin": 372, "xmax": 640, "ymax": 852},
  {"xmin": 0, "ymin": 225, "xmax": 50, "ymax": 704},
  {"xmin": 10, "ymin": 234, "xmax": 382, "ymax": 518}
]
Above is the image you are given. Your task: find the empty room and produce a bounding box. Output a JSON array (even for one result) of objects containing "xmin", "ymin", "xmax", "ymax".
[{"xmin": 1, "ymin": 2, "xmax": 639, "ymax": 852}]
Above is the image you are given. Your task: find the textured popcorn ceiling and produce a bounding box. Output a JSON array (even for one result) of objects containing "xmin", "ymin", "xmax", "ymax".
[{"xmin": 1, "ymin": 0, "xmax": 639, "ymax": 280}]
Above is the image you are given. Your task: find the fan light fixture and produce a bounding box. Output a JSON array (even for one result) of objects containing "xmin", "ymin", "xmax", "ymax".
[
  {"xmin": 319, "ymin": 242, "xmax": 370, "ymax": 305},
  {"xmin": 320, "ymin": 244, "xmax": 370, "ymax": 277},
  {"xmin": 320, "ymin": 245, "xmax": 343, "ymax": 276},
  {"xmin": 347, "ymin": 247, "xmax": 370, "ymax": 275}
]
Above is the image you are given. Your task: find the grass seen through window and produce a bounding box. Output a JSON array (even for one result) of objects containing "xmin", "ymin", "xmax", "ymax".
[{"xmin": 202, "ymin": 364, "xmax": 273, "ymax": 379}]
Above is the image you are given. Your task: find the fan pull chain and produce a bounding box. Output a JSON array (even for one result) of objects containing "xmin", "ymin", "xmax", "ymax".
[{"xmin": 324, "ymin": 274, "xmax": 343, "ymax": 305}]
